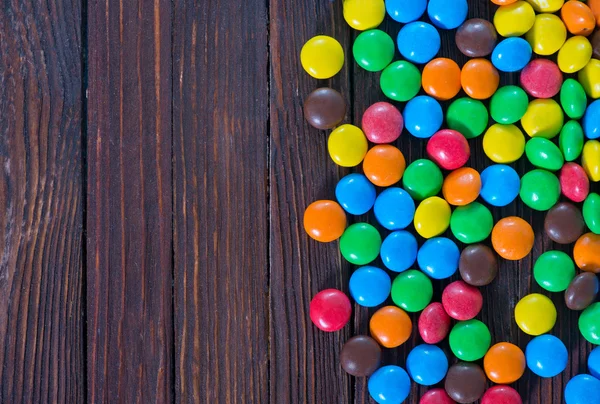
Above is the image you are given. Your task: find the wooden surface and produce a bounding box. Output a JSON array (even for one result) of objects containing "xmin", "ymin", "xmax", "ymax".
[{"xmin": 0, "ymin": 0, "xmax": 599, "ymax": 402}]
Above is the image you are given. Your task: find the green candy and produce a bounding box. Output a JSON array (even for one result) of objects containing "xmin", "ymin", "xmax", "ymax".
[
  {"xmin": 380, "ymin": 60, "xmax": 421, "ymax": 102},
  {"xmin": 583, "ymin": 193, "xmax": 600, "ymax": 234},
  {"xmin": 525, "ymin": 137, "xmax": 564, "ymax": 171},
  {"xmin": 449, "ymin": 319, "xmax": 491, "ymax": 361},
  {"xmin": 450, "ymin": 202, "xmax": 493, "ymax": 244},
  {"xmin": 533, "ymin": 250, "xmax": 575, "ymax": 292},
  {"xmin": 390, "ymin": 270, "xmax": 432, "ymax": 312},
  {"xmin": 402, "ymin": 159, "xmax": 443, "ymax": 201},
  {"xmin": 519, "ymin": 169, "xmax": 561, "ymax": 211},
  {"xmin": 490, "ymin": 85, "xmax": 529, "ymax": 124},
  {"xmin": 446, "ymin": 98, "xmax": 489, "ymax": 139},
  {"xmin": 353, "ymin": 29, "xmax": 395, "ymax": 72},
  {"xmin": 340, "ymin": 223, "xmax": 381, "ymax": 265},
  {"xmin": 559, "ymin": 120, "xmax": 585, "ymax": 162},
  {"xmin": 579, "ymin": 302, "xmax": 600, "ymax": 345},
  {"xmin": 560, "ymin": 78, "xmax": 588, "ymax": 120}
]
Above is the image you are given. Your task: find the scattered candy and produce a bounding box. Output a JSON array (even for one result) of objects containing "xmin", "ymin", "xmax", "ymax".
[
  {"xmin": 427, "ymin": 0, "xmax": 468, "ymax": 29},
  {"xmin": 526, "ymin": 13, "xmax": 567, "ymax": 55},
  {"xmin": 303, "ymin": 200, "xmax": 347, "ymax": 242},
  {"xmin": 340, "ymin": 335, "xmax": 382, "ymax": 377},
  {"xmin": 340, "ymin": 223, "xmax": 381, "ymax": 265},
  {"xmin": 420, "ymin": 388, "xmax": 454, "ymax": 404},
  {"xmin": 461, "ymin": 58, "xmax": 500, "ymax": 99},
  {"xmin": 403, "ymin": 95, "xmax": 443, "ymax": 138},
  {"xmin": 353, "ymin": 30, "xmax": 395, "ymax": 72},
  {"xmin": 456, "ymin": 18, "xmax": 497, "ymax": 57},
  {"xmin": 565, "ymin": 272, "xmax": 599, "ymax": 311},
  {"xmin": 582, "ymin": 140, "xmax": 600, "ymax": 181},
  {"xmin": 483, "ymin": 342, "xmax": 526, "ymax": 384},
  {"xmin": 303, "ymin": 88, "xmax": 346, "ymax": 130},
  {"xmin": 374, "ymin": 187, "xmax": 415, "ymax": 230},
  {"xmin": 449, "ymin": 319, "xmax": 491, "ymax": 361},
  {"xmin": 574, "ymin": 233, "xmax": 600, "ymax": 273},
  {"xmin": 397, "ymin": 22, "xmax": 441, "ymax": 64},
  {"xmin": 519, "ymin": 169, "xmax": 561, "ymax": 211},
  {"xmin": 380, "ymin": 60, "xmax": 422, "ymax": 101},
  {"xmin": 300, "ymin": 36, "xmax": 344, "ymax": 79},
  {"xmin": 589, "ymin": 347, "xmax": 600, "ymax": 379},
  {"xmin": 417, "ymin": 237, "xmax": 460, "ymax": 279},
  {"xmin": 418, "ymin": 302, "xmax": 452, "ymax": 344},
  {"xmin": 450, "ymin": 202, "xmax": 493, "ymax": 244},
  {"xmin": 520, "ymin": 59, "xmax": 562, "ymax": 98},
  {"xmin": 491, "ymin": 85, "xmax": 529, "ymax": 124},
  {"xmin": 328, "ymin": 124, "xmax": 368, "ymax": 167},
  {"xmin": 368, "ymin": 365, "xmax": 411, "ymax": 404},
  {"xmin": 391, "ymin": 270, "xmax": 433, "ymax": 312},
  {"xmin": 521, "ymin": 99, "xmax": 564, "ymax": 139},
  {"xmin": 493, "ymin": 1, "xmax": 536, "ymax": 37},
  {"xmin": 363, "ymin": 145, "xmax": 406, "ymax": 187},
  {"xmin": 583, "ymin": 193, "xmax": 600, "ymax": 234},
  {"xmin": 560, "ymin": 120, "xmax": 585, "ymax": 161},
  {"xmin": 525, "ymin": 137, "xmax": 564, "ymax": 171},
  {"xmin": 545, "ymin": 202, "xmax": 586, "ymax": 244},
  {"xmin": 370, "ymin": 306, "xmax": 413, "ymax": 348},
  {"xmin": 380, "ymin": 230, "xmax": 418, "ymax": 272},
  {"xmin": 414, "ymin": 197, "xmax": 451, "ymax": 239},
  {"xmin": 534, "ymin": 250, "xmax": 576, "ymax": 292},
  {"xmin": 459, "ymin": 244, "xmax": 498, "ymax": 286},
  {"xmin": 515, "ymin": 293, "xmax": 557, "ymax": 335},
  {"xmin": 560, "ymin": 162, "xmax": 590, "ymax": 202},
  {"xmin": 402, "ymin": 159, "xmax": 444, "ymax": 201},
  {"xmin": 445, "ymin": 362, "xmax": 487, "ymax": 404},
  {"xmin": 561, "ymin": 0, "xmax": 596, "ymax": 35},
  {"xmin": 343, "ymin": 0, "xmax": 385, "ymax": 31},
  {"xmin": 578, "ymin": 58, "xmax": 600, "ymax": 98},
  {"xmin": 492, "ymin": 216, "xmax": 534, "ymax": 260},
  {"xmin": 407, "ymin": 344, "xmax": 449, "ymax": 386},
  {"xmin": 481, "ymin": 386, "xmax": 523, "ymax": 404},
  {"xmin": 525, "ymin": 334, "xmax": 568, "ymax": 377},
  {"xmin": 385, "ymin": 0, "xmax": 427, "ymax": 23},
  {"xmin": 561, "ymin": 79, "xmax": 588, "ymax": 120},
  {"xmin": 349, "ymin": 266, "xmax": 391, "ymax": 307},
  {"xmin": 309, "ymin": 289, "xmax": 352, "ymax": 332},
  {"xmin": 483, "ymin": 124, "xmax": 526, "ymax": 163},
  {"xmin": 422, "ymin": 58, "xmax": 462, "ymax": 101},
  {"xmin": 362, "ymin": 102, "xmax": 402, "ymax": 144},
  {"xmin": 442, "ymin": 167, "xmax": 481, "ymax": 206},
  {"xmin": 442, "ymin": 280, "xmax": 483, "ymax": 320},
  {"xmin": 584, "ymin": 99, "xmax": 600, "ymax": 139},
  {"xmin": 427, "ymin": 129, "xmax": 471, "ymax": 170},
  {"xmin": 446, "ymin": 97, "xmax": 489, "ymax": 138},
  {"xmin": 558, "ymin": 36, "xmax": 593, "ymax": 73},
  {"xmin": 564, "ymin": 374, "xmax": 600, "ymax": 404},
  {"xmin": 480, "ymin": 164, "xmax": 521, "ymax": 206},
  {"xmin": 336, "ymin": 173, "xmax": 376, "ymax": 216}
]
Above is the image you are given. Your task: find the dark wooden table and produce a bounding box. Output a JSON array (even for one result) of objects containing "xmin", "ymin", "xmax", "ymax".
[{"xmin": 0, "ymin": 0, "xmax": 598, "ymax": 402}]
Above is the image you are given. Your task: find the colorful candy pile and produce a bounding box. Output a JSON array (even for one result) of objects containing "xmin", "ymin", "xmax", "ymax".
[{"xmin": 300, "ymin": 0, "xmax": 600, "ymax": 403}]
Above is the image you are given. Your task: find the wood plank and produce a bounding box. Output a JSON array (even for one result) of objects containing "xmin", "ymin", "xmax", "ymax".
[
  {"xmin": 0, "ymin": 0, "xmax": 85, "ymax": 401},
  {"xmin": 172, "ymin": 3, "xmax": 270, "ymax": 403},
  {"xmin": 86, "ymin": 0, "xmax": 173, "ymax": 401}
]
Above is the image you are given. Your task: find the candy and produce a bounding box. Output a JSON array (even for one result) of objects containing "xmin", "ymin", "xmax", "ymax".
[
  {"xmin": 403, "ymin": 95, "xmax": 443, "ymax": 138},
  {"xmin": 380, "ymin": 230, "xmax": 418, "ymax": 272},
  {"xmin": 526, "ymin": 0, "xmax": 563, "ymax": 12},
  {"xmin": 525, "ymin": 334, "xmax": 568, "ymax": 377},
  {"xmin": 582, "ymin": 140, "xmax": 600, "ymax": 181},
  {"xmin": 353, "ymin": 30, "xmax": 395, "ymax": 72},
  {"xmin": 427, "ymin": 129, "xmax": 470, "ymax": 170},
  {"xmin": 456, "ymin": 18, "xmax": 497, "ymax": 57},
  {"xmin": 414, "ymin": 197, "xmax": 451, "ymax": 238},
  {"xmin": 449, "ymin": 320, "xmax": 491, "ymax": 361},
  {"xmin": 446, "ymin": 97, "xmax": 488, "ymax": 139},
  {"xmin": 391, "ymin": 270, "xmax": 433, "ymax": 312},
  {"xmin": 520, "ymin": 169, "xmax": 561, "ymax": 211},
  {"xmin": 584, "ymin": 99, "xmax": 600, "ymax": 139},
  {"xmin": 564, "ymin": 374, "xmax": 600, "ymax": 404},
  {"xmin": 461, "ymin": 58, "xmax": 499, "ymax": 100},
  {"xmin": 481, "ymin": 386, "xmax": 523, "ymax": 404},
  {"xmin": 534, "ymin": 250, "xmax": 576, "ymax": 292},
  {"xmin": 385, "ymin": 0, "xmax": 427, "ymax": 23},
  {"xmin": 328, "ymin": 124, "xmax": 368, "ymax": 167},
  {"xmin": 561, "ymin": 79, "xmax": 588, "ymax": 120},
  {"xmin": 343, "ymin": 0, "xmax": 385, "ymax": 31},
  {"xmin": 336, "ymin": 173, "xmax": 376, "ymax": 215},
  {"xmin": 380, "ymin": 60, "xmax": 421, "ymax": 102},
  {"xmin": 418, "ymin": 302, "xmax": 452, "ymax": 344},
  {"xmin": 407, "ymin": 344, "xmax": 449, "ymax": 386},
  {"xmin": 427, "ymin": 0, "xmax": 468, "ymax": 29},
  {"xmin": 442, "ymin": 167, "xmax": 481, "ymax": 206},
  {"xmin": 368, "ymin": 365, "xmax": 411, "ymax": 404},
  {"xmin": 578, "ymin": 58, "xmax": 600, "ymax": 98},
  {"xmin": 442, "ymin": 280, "xmax": 483, "ymax": 320},
  {"xmin": 303, "ymin": 200, "xmax": 347, "ymax": 242},
  {"xmin": 370, "ymin": 306, "xmax": 412, "ymax": 348},
  {"xmin": 309, "ymin": 289, "xmax": 352, "ymax": 332},
  {"xmin": 363, "ymin": 145, "xmax": 406, "ymax": 187},
  {"xmin": 526, "ymin": 138, "xmax": 564, "ymax": 171},
  {"xmin": 558, "ymin": 36, "xmax": 593, "ymax": 73},
  {"xmin": 492, "ymin": 37, "xmax": 532, "ymax": 72},
  {"xmin": 491, "ymin": 85, "xmax": 529, "ymax": 124},
  {"xmin": 362, "ymin": 102, "xmax": 402, "ymax": 144},
  {"xmin": 483, "ymin": 124, "xmax": 526, "ymax": 163},
  {"xmin": 303, "ymin": 88, "xmax": 346, "ymax": 130},
  {"xmin": 450, "ymin": 202, "xmax": 493, "ymax": 244},
  {"xmin": 494, "ymin": 2, "xmax": 536, "ymax": 37},
  {"xmin": 560, "ymin": 162, "xmax": 590, "ymax": 202},
  {"xmin": 422, "ymin": 58, "xmax": 461, "ymax": 101},
  {"xmin": 515, "ymin": 293, "xmax": 557, "ymax": 335},
  {"xmin": 300, "ymin": 36, "xmax": 345, "ymax": 79},
  {"xmin": 459, "ymin": 244, "xmax": 498, "ymax": 286},
  {"xmin": 420, "ymin": 389, "xmax": 454, "ymax": 404},
  {"xmin": 589, "ymin": 347, "xmax": 600, "ymax": 379},
  {"xmin": 492, "ymin": 0, "xmax": 518, "ymax": 4},
  {"xmin": 483, "ymin": 342, "xmax": 526, "ymax": 384},
  {"xmin": 583, "ymin": 193, "xmax": 600, "ymax": 234},
  {"xmin": 349, "ymin": 266, "xmax": 391, "ymax": 307},
  {"xmin": 397, "ymin": 22, "xmax": 441, "ymax": 64},
  {"xmin": 340, "ymin": 335, "xmax": 382, "ymax": 377},
  {"xmin": 445, "ymin": 362, "xmax": 487, "ymax": 404},
  {"xmin": 545, "ymin": 202, "xmax": 586, "ymax": 244},
  {"xmin": 492, "ymin": 216, "xmax": 534, "ymax": 260},
  {"xmin": 402, "ymin": 159, "xmax": 444, "ymax": 201},
  {"xmin": 526, "ymin": 14, "xmax": 567, "ymax": 55},
  {"xmin": 561, "ymin": 0, "xmax": 595, "ymax": 35},
  {"xmin": 520, "ymin": 59, "xmax": 562, "ymax": 98},
  {"xmin": 560, "ymin": 121, "xmax": 585, "ymax": 161},
  {"xmin": 574, "ymin": 233, "xmax": 600, "ymax": 273},
  {"xmin": 374, "ymin": 188, "xmax": 415, "ymax": 230},
  {"xmin": 340, "ymin": 223, "xmax": 381, "ymax": 265},
  {"xmin": 591, "ymin": 0, "xmax": 600, "ymax": 26},
  {"xmin": 480, "ymin": 164, "xmax": 521, "ymax": 206},
  {"xmin": 521, "ymin": 99, "xmax": 564, "ymax": 139},
  {"xmin": 565, "ymin": 272, "xmax": 599, "ymax": 310},
  {"xmin": 417, "ymin": 237, "xmax": 460, "ymax": 279}
]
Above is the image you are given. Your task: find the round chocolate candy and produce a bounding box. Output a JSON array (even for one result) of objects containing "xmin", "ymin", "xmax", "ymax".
[
  {"xmin": 544, "ymin": 202, "xmax": 586, "ymax": 244},
  {"xmin": 445, "ymin": 362, "xmax": 487, "ymax": 404},
  {"xmin": 565, "ymin": 272, "xmax": 600, "ymax": 311},
  {"xmin": 459, "ymin": 244, "xmax": 498, "ymax": 286},
  {"xmin": 303, "ymin": 88, "xmax": 346, "ymax": 130},
  {"xmin": 456, "ymin": 18, "xmax": 497, "ymax": 57},
  {"xmin": 340, "ymin": 335, "xmax": 382, "ymax": 377}
]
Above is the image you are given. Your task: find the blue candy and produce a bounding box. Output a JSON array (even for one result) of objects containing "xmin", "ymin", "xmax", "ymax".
[
  {"xmin": 349, "ymin": 266, "xmax": 391, "ymax": 307},
  {"xmin": 380, "ymin": 231, "xmax": 418, "ymax": 273},
  {"xmin": 403, "ymin": 96, "xmax": 443, "ymax": 139},
  {"xmin": 374, "ymin": 187, "xmax": 415, "ymax": 230},
  {"xmin": 589, "ymin": 347, "xmax": 600, "ymax": 379},
  {"xmin": 406, "ymin": 344, "xmax": 448, "ymax": 386},
  {"xmin": 385, "ymin": 0, "xmax": 427, "ymax": 23},
  {"xmin": 336, "ymin": 173, "xmax": 377, "ymax": 215},
  {"xmin": 525, "ymin": 334, "xmax": 568, "ymax": 378},
  {"xmin": 397, "ymin": 22, "xmax": 440, "ymax": 64},
  {"xmin": 565, "ymin": 374, "xmax": 600, "ymax": 404},
  {"xmin": 427, "ymin": 0, "xmax": 468, "ymax": 29},
  {"xmin": 417, "ymin": 237, "xmax": 459, "ymax": 279},
  {"xmin": 583, "ymin": 99, "xmax": 600, "ymax": 140},
  {"xmin": 492, "ymin": 37, "xmax": 532, "ymax": 73},
  {"xmin": 368, "ymin": 365, "xmax": 411, "ymax": 404},
  {"xmin": 480, "ymin": 164, "xmax": 520, "ymax": 207}
]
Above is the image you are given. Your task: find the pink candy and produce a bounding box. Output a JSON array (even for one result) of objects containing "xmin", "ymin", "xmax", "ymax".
[
  {"xmin": 560, "ymin": 162, "xmax": 590, "ymax": 202},
  {"xmin": 427, "ymin": 129, "xmax": 471, "ymax": 170},
  {"xmin": 442, "ymin": 280, "xmax": 483, "ymax": 320},
  {"xmin": 481, "ymin": 386, "xmax": 522, "ymax": 404},
  {"xmin": 520, "ymin": 59, "xmax": 562, "ymax": 99},
  {"xmin": 420, "ymin": 388, "xmax": 455, "ymax": 404},
  {"xmin": 418, "ymin": 302, "xmax": 452, "ymax": 344},
  {"xmin": 361, "ymin": 102, "xmax": 403, "ymax": 144}
]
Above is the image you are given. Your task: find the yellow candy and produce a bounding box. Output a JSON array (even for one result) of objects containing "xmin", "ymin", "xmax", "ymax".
[
  {"xmin": 343, "ymin": 0, "xmax": 385, "ymax": 31},
  {"xmin": 300, "ymin": 36, "xmax": 344, "ymax": 79},
  {"xmin": 328, "ymin": 124, "xmax": 368, "ymax": 167},
  {"xmin": 521, "ymin": 99, "xmax": 564, "ymax": 139},
  {"xmin": 582, "ymin": 140, "xmax": 600, "ymax": 182},
  {"xmin": 525, "ymin": 14, "xmax": 567, "ymax": 56},
  {"xmin": 493, "ymin": 1, "xmax": 536, "ymax": 37},
  {"xmin": 414, "ymin": 197, "xmax": 451, "ymax": 239},
  {"xmin": 578, "ymin": 58, "xmax": 600, "ymax": 99},
  {"xmin": 558, "ymin": 36, "xmax": 593, "ymax": 74},
  {"xmin": 514, "ymin": 293, "xmax": 557, "ymax": 336},
  {"xmin": 483, "ymin": 124, "xmax": 525, "ymax": 163},
  {"xmin": 526, "ymin": 0, "xmax": 564, "ymax": 12}
]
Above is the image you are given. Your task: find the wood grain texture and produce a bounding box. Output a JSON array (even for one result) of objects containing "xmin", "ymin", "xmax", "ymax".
[{"xmin": 86, "ymin": 0, "xmax": 173, "ymax": 402}]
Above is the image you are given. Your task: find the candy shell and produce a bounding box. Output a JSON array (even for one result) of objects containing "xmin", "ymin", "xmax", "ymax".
[
  {"xmin": 420, "ymin": 389, "xmax": 454, "ymax": 404},
  {"xmin": 591, "ymin": 0, "xmax": 600, "ymax": 27},
  {"xmin": 560, "ymin": 162, "xmax": 590, "ymax": 202},
  {"xmin": 584, "ymin": 99, "xmax": 600, "ymax": 139},
  {"xmin": 403, "ymin": 96, "xmax": 443, "ymax": 138},
  {"xmin": 427, "ymin": 0, "xmax": 468, "ymax": 29},
  {"xmin": 445, "ymin": 362, "xmax": 487, "ymax": 403},
  {"xmin": 340, "ymin": 223, "xmax": 382, "ymax": 265},
  {"xmin": 579, "ymin": 303, "xmax": 600, "ymax": 344},
  {"xmin": 514, "ymin": 293, "xmax": 557, "ymax": 335},
  {"xmin": 402, "ymin": 159, "xmax": 444, "ymax": 201},
  {"xmin": 520, "ymin": 169, "xmax": 561, "ymax": 211},
  {"xmin": 374, "ymin": 187, "xmax": 415, "ymax": 230},
  {"xmin": 525, "ymin": 334, "xmax": 568, "ymax": 377},
  {"xmin": 380, "ymin": 230, "xmax": 418, "ymax": 272},
  {"xmin": 449, "ymin": 320, "xmax": 491, "ymax": 361},
  {"xmin": 442, "ymin": 167, "xmax": 481, "ymax": 206},
  {"xmin": 303, "ymin": 200, "xmax": 347, "ymax": 242},
  {"xmin": 564, "ymin": 374, "xmax": 600, "ymax": 403},
  {"xmin": 534, "ymin": 250, "xmax": 576, "ymax": 292},
  {"xmin": 480, "ymin": 164, "xmax": 521, "ymax": 207},
  {"xmin": 494, "ymin": 1, "xmax": 536, "ymax": 37},
  {"xmin": 589, "ymin": 347, "xmax": 600, "ymax": 379},
  {"xmin": 340, "ymin": 335, "xmax": 382, "ymax": 377},
  {"xmin": 380, "ymin": 60, "xmax": 422, "ymax": 102},
  {"xmin": 492, "ymin": 216, "xmax": 534, "ymax": 260},
  {"xmin": 310, "ymin": 289, "xmax": 352, "ymax": 332},
  {"xmin": 527, "ymin": 0, "xmax": 564, "ymax": 12},
  {"xmin": 363, "ymin": 145, "xmax": 406, "ymax": 187},
  {"xmin": 427, "ymin": 129, "xmax": 470, "ymax": 170},
  {"xmin": 336, "ymin": 173, "xmax": 376, "ymax": 215},
  {"xmin": 574, "ymin": 233, "xmax": 600, "ymax": 273},
  {"xmin": 397, "ymin": 22, "xmax": 441, "ymax": 64},
  {"xmin": 558, "ymin": 36, "xmax": 593, "ymax": 73},
  {"xmin": 350, "ymin": 266, "xmax": 391, "ymax": 307},
  {"xmin": 417, "ymin": 237, "xmax": 460, "ymax": 279},
  {"xmin": 526, "ymin": 13, "xmax": 567, "ymax": 55},
  {"xmin": 456, "ymin": 18, "xmax": 497, "ymax": 57},
  {"xmin": 446, "ymin": 97, "xmax": 488, "ymax": 139},
  {"xmin": 411, "ymin": 196, "xmax": 451, "ymax": 240},
  {"xmin": 459, "ymin": 244, "xmax": 498, "ymax": 286},
  {"xmin": 391, "ymin": 270, "xmax": 433, "ymax": 312},
  {"xmin": 343, "ymin": 0, "xmax": 385, "ymax": 31},
  {"xmin": 303, "ymin": 88, "xmax": 346, "ymax": 130},
  {"xmin": 422, "ymin": 58, "xmax": 461, "ymax": 101},
  {"xmin": 362, "ymin": 102, "xmax": 403, "ymax": 144},
  {"xmin": 520, "ymin": 59, "xmax": 562, "ymax": 98},
  {"xmin": 561, "ymin": 78, "xmax": 588, "ymax": 120},
  {"xmin": 492, "ymin": 37, "xmax": 532, "ymax": 73},
  {"xmin": 561, "ymin": 0, "xmax": 596, "ymax": 35},
  {"xmin": 565, "ymin": 272, "xmax": 599, "ymax": 310},
  {"xmin": 370, "ymin": 306, "xmax": 412, "ymax": 348},
  {"xmin": 450, "ymin": 202, "xmax": 493, "ymax": 244},
  {"xmin": 582, "ymin": 140, "xmax": 600, "ymax": 181},
  {"xmin": 483, "ymin": 124, "xmax": 525, "ymax": 163},
  {"xmin": 525, "ymin": 138, "xmax": 564, "ymax": 171},
  {"xmin": 300, "ymin": 36, "xmax": 345, "ymax": 79},
  {"xmin": 545, "ymin": 202, "xmax": 586, "ymax": 244},
  {"xmin": 407, "ymin": 344, "xmax": 449, "ymax": 386},
  {"xmin": 442, "ymin": 281, "xmax": 483, "ymax": 320},
  {"xmin": 560, "ymin": 120, "xmax": 585, "ymax": 161},
  {"xmin": 491, "ymin": 85, "xmax": 529, "ymax": 125},
  {"xmin": 461, "ymin": 59, "xmax": 500, "ymax": 100},
  {"xmin": 368, "ymin": 366, "xmax": 411, "ymax": 404},
  {"xmin": 578, "ymin": 58, "xmax": 600, "ymax": 98},
  {"xmin": 418, "ymin": 302, "xmax": 452, "ymax": 344},
  {"xmin": 328, "ymin": 124, "xmax": 368, "ymax": 167},
  {"xmin": 481, "ymin": 386, "xmax": 522, "ymax": 404},
  {"xmin": 521, "ymin": 99, "xmax": 564, "ymax": 139},
  {"xmin": 353, "ymin": 29, "xmax": 395, "ymax": 72},
  {"xmin": 385, "ymin": 0, "xmax": 427, "ymax": 23},
  {"xmin": 583, "ymin": 193, "xmax": 600, "ymax": 234},
  {"xmin": 483, "ymin": 342, "xmax": 526, "ymax": 384}
]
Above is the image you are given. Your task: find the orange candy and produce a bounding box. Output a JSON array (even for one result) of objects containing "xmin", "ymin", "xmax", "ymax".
[
  {"xmin": 561, "ymin": 1, "xmax": 596, "ymax": 36},
  {"xmin": 442, "ymin": 167, "xmax": 482, "ymax": 206},
  {"xmin": 461, "ymin": 59, "xmax": 500, "ymax": 100},
  {"xmin": 483, "ymin": 342, "xmax": 526, "ymax": 384},
  {"xmin": 589, "ymin": 0, "xmax": 600, "ymax": 27},
  {"xmin": 363, "ymin": 145, "xmax": 406, "ymax": 187},
  {"xmin": 491, "ymin": 216, "xmax": 535, "ymax": 260},
  {"xmin": 369, "ymin": 306, "xmax": 412, "ymax": 348},
  {"xmin": 491, "ymin": 0, "xmax": 518, "ymax": 4},
  {"xmin": 574, "ymin": 232, "xmax": 600, "ymax": 273},
  {"xmin": 303, "ymin": 200, "xmax": 346, "ymax": 242},
  {"xmin": 422, "ymin": 58, "xmax": 462, "ymax": 101}
]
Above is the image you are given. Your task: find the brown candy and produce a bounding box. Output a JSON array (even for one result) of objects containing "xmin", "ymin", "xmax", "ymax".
[
  {"xmin": 544, "ymin": 202, "xmax": 586, "ymax": 244},
  {"xmin": 459, "ymin": 244, "xmax": 498, "ymax": 286},
  {"xmin": 565, "ymin": 272, "xmax": 600, "ymax": 311},
  {"xmin": 303, "ymin": 87, "xmax": 346, "ymax": 130},
  {"xmin": 340, "ymin": 335, "xmax": 382, "ymax": 377},
  {"xmin": 445, "ymin": 362, "xmax": 487, "ymax": 403},
  {"xmin": 456, "ymin": 19, "xmax": 498, "ymax": 57},
  {"xmin": 592, "ymin": 31, "xmax": 600, "ymax": 59}
]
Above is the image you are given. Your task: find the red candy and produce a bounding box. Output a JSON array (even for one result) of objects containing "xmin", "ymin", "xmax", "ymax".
[
  {"xmin": 309, "ymin": 289, "xmax": 352, "ymax": 332},
  {"xmin": 426, "ymin": 130, "xmax": 471, "ymax": 170},
  {"xmin": 420, "ymin": 388, "xmax": 456, "ymax": 404},
  {"xmin": 362, "ymin": 102, "xmax": 403, "ymax": 144},
  {"xmin": 442, "ymin": 280, "xmax": 483, "ymax": 320},
  {"xmin": 481, "ymin": 386, "xmax": 523, "ymax": 404},
  {"xmin": 520, "ymin": 59, "xmax": 563, "ymax": 99},
  {"xmin": 560, "ymin": 162, "xmax": 590, "ymax": 202},
  {"xmin": 418, "ymin": 302, "xmax": 452, "ymax": 344}
]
